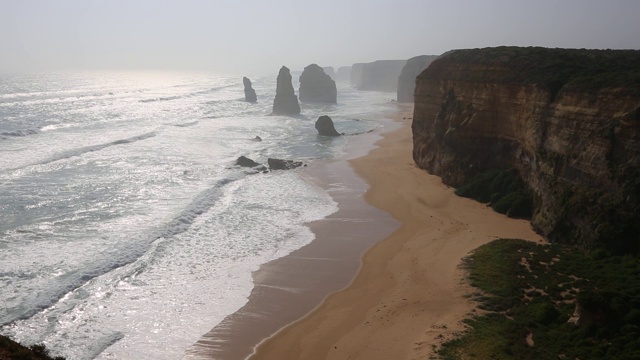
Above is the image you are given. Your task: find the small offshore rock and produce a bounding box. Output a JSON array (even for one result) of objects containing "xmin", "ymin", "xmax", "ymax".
[
  {"xmin": 315, "ymin": 115, "xmax": 341, "ymax": 136},
  {"xmin": 268, "ymin": 158, "xmax": 305, "ymax": 170},
  {"xmin": 236, "ymin": 156, "xmax": 261, "ymax": 167}
]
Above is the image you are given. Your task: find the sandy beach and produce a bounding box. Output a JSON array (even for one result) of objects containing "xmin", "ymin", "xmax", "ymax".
[{"xmin": 249, "ymin": 107, "xmax": 544, "ymax": 360}]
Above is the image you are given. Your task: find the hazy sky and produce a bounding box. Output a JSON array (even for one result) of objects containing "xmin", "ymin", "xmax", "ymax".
[{"xmin": 1, "ymin": 0, "xmax": 639, "ymax": 75}]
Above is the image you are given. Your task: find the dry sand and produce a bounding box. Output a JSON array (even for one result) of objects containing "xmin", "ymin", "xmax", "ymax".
[{"xmin": 249, "ymin": 107, "xmax": 544, "ymax": 360}]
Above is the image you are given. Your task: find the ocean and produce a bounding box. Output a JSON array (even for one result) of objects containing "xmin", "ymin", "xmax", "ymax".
[{"xmin": 0, "ymin": 70, "xmax": 396, "ymax": 359}]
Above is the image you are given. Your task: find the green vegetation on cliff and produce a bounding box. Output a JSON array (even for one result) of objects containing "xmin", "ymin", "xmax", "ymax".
[
  {"xmin": 430, "ymin": 46, "xmax": 640, "ymax": 97},
  {"xmin": 0, "ymin": 335, "xmax": 65, "ymax": 360},
  {"xmin": 455, "ymin": 169, "xmax": 532, "ymax": 219},
  {"xmin": 438, "ymin": 239, "xmax": 640, "ymax": 360}
]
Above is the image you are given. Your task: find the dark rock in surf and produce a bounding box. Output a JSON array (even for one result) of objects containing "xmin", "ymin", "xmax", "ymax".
[
  {"xmin": 315, "ymin": 115, "xmax": 341, "ymax": 136},
  {"xmin": 268, "ymin": 158, "xmax": 305, "ymax": 170},
  {"xmin": 236, "ymin": 156, "xmax": 261, "ymax": 167},
  {"xmin": 272, "ymin": 66, "xmax": 301, "ymax": 115},
  {"xmin": 243, "ymin": 77, "xmax": 257, "ymax": 102},
  {"xmin": 252, "ymin": 136, "xmax": 262, "ymax": 142},
  {"xmin": 299, "ymin": 64, "xmax": 337, "ymax": 103}
]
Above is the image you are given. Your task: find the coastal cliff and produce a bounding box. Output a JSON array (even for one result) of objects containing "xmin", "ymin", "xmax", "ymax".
[
  {"xmin": 350, "ymin": 60, "xmax": 406, "ymax": 92},
  {"xmin": 412, "ymin": 47, "xmax": 640, "ymax": 252},
  {"xmin": 397, "ymin": 55, "xmax": 438, "ymax": 103}
]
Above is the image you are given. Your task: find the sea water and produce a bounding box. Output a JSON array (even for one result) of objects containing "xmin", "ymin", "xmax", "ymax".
[{"xmin": 0, "ymin": 71, "xmax": 394, "ymax": 359}]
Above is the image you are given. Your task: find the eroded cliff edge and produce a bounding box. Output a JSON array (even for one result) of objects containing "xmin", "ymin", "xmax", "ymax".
[{"xmin": 412, "ymin": 47, "xmax": 640, "ymax": 253}]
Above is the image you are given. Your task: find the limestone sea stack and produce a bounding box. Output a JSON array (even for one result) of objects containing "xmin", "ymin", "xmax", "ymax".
[
  {"xmin": 299, "ymin": 64, "xmax": 337, "ymax": 103},
  {"xmin": 243, "ymin": 77, "xmax": 257, "ymax": 102},
  {"xmin": 397, "ymin": 55, "xmax": 438, "ymax": 103},
  {"xmin": 272, "ymin": 66, "xmax": 301, "ymax": 115},
  {"xmin": 315, "ymin": 115, "xmax": 341, "ymax": 136}
]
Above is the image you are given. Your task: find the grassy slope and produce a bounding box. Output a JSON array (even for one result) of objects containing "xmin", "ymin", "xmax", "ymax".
[{"xmin": 438, "ymin": 239, "xmax": 640, "ymax": 360}]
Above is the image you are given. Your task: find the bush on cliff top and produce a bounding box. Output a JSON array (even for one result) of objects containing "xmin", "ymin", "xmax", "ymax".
[{"xmin": 431, "ymin": 46, "xmax": 640, "ymax": 95}]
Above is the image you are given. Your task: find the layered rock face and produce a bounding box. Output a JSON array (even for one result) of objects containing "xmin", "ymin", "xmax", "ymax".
[
  {"xmin": 272, "ymin": 66, "xmax": 301, "ymax": 115},
  {"xmin": 243, "ymin": 77, "xmax": 257, "ymax": 102},
  {"xmin": 412, "ymin": 47, "xmax": 640, "ymax": 252},
  {"xmin": 397, "ymin": 55, "xmax": 438, "ymax": 103},
  {"xmin": 356, "ymin": 60, "xmax": 407, "ymax": 92},
  {"xmin": 299, "ymin": 64, "xmax": 337, "ymax": 103}
]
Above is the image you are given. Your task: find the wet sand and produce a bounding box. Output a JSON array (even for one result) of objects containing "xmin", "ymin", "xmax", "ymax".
[{"xmin": 249, "ymin": 109, "xmax": 544, "ymax": 360}]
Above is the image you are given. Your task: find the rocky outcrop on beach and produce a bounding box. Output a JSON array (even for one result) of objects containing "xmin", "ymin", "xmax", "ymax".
[
  {"xmin": 272, "ymin": 66, "xmax": 301, "ymax": 115},
  {"xmin": 412, "ymin": 46, "xmax": 640, "ymax": 252},
  {"xmin": 243, "ymin": 77, "xmax": 257, "ymax": 102},
  {"xmin": 397, "ymin": 55, "xmax": 438, "ymax": 103},
  {"xmin": 315, "ymin": 115, "xmax": 341, "ymax": 136},
  {"xmin": 353, "ymin": 60, "xmax": 407, "ymax": 92},
  {"xmin": 268, "ymin": 158, "xmax": 305, "ymax": 170},
  {"xmin": 299, "ymin": 64, "xmax": 337, "ymax": 103}
]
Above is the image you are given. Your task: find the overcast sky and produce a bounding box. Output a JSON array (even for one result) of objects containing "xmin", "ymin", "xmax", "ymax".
[{"xmin": 1, "ymin": 0, "xmax": 639, "ymax": 75}]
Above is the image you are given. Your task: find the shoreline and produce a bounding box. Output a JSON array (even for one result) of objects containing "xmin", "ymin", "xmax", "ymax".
[
  {"xmin": 182, "ymin": 106, "xmax": 402, "ymax": 360},
  {"xmin": 249, "ymin": 108, "xmax": 544, "ymax": 359}
]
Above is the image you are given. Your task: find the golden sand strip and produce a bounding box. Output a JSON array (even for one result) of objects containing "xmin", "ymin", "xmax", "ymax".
[{"xmin": 249, "ymin": 107, "xmax": 544, "ymax": 360}]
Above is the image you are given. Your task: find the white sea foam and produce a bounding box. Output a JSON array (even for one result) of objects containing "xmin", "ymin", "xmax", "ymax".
[{"xmin": 0, "ymin": 71, "xmax": 394, "ymax": 359}]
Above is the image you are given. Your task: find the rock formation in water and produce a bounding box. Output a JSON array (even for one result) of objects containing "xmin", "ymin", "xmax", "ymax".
[
  {"xmin": 268, "ymin": 158, "xmax": 305, "ymax": 170},
  {"xmin": 397, "ymin": 55, "xmax": 439, "ymax": 103},
  {"xmin": 412, "ymin": 46, "xmax": 640, "ymax": 253},
  {"xmin": 315, "ymin": 115, "xmax": 341, "ymax": 136},
  {"xmin": 355, "ymin": 60, "xmax": 407, "ymax": 92},
  {"xmin": 236, "ymin": 156, "xmax": 260, "ymax": 167},
  {"xmin": 336, "ymin": 66, "xmax": 351, "ymax": 82},
  {"xmin": 272, "ymin": 66, "xmax": 301, "ymax": 115},
  {"xmin": 243, "ymin": 77, "xmax": 257, "ymax": 102},
  {"xmin": 299, "ymin": 64, "xmax": 337, "ymax": 103}
]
